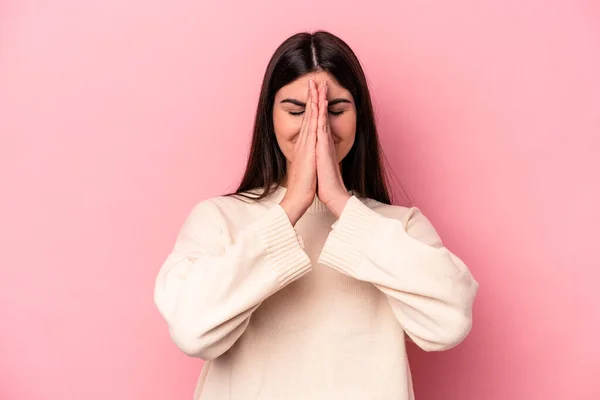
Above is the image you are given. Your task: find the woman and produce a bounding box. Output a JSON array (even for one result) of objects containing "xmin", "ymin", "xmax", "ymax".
[{"xmin": 154, "ymin": 30, "xmax": 479, "ymax": 400}]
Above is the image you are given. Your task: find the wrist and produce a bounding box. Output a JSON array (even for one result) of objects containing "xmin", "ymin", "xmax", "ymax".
[
  {"xmin": 327, "ymin": 193, "xmax": 352, "ymax": 219},
  {"xmin": 279, "ymin": 198, "xmax": 305, "ymax": 226}
]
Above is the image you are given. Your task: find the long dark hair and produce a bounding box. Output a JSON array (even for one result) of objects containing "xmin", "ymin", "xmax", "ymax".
[{"xmin": 224, "ymin": 30, "xmax": 396, "ymax": 205}]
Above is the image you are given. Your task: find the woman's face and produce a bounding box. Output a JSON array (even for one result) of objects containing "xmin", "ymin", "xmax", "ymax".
[{"xmin": 272, "ymin": 71, "xmax": 356, "ymax": 166}]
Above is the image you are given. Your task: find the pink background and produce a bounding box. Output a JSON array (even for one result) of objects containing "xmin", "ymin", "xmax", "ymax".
[{"xmin": 1, "ymin": 1, "xmax": 598, "ymax": 399}]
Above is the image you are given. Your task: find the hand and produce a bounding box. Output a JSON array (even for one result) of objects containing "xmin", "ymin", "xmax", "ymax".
[
  {"xmin": 316, "ymin": 81, "xmax": 351, "ymax": 218},
  {"xmin": 279, "ymin": 79, "xmax": 319, "ymax": 226}
]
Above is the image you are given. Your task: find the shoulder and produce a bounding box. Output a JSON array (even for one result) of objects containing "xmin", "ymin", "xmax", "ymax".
[
  {"xmin": 176, "ymin": 197, "xmax": 224, "ymax": 243},
  {"xmin": 356, "ymin": 195, "xmax": 443, "ymax": 248},
  {"xmin": 207, "ymin": 187, "xmax": 275, "ymax": 215},
  {"xmin": 170, "ymin": 188, "xmax": 280, "ymax": 255},
  {"xmin": 355, "ymin": 195, "xmax": 418, "ymax": 227},
  {"xmin": 185, "ymin": 188, "xmax": 274, "ymax": 229}
]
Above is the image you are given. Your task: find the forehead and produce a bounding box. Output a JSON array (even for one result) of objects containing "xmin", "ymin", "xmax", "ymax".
[{"xmin": 275, "ymin": 71, "xmax": 350, "ymax": 100}]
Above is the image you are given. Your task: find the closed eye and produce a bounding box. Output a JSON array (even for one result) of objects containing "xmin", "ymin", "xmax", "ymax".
[{"xmin": 288, "ymin": 110, "xmax": 345, "ymax": 116}]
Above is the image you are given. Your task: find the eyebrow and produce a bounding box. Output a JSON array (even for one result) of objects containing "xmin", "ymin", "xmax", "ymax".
[{"xmin": 279, "ymin": 98, "xmax": 352, "ymax": 107}]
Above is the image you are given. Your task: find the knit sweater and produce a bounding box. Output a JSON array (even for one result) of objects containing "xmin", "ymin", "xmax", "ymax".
[{"xmin": 153, "ymin": 184, "xmax": 479, "ymax": 400}]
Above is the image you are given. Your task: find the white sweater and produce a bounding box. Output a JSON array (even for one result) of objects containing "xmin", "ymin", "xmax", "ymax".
[{"xmin": 153, "ymin": 184, "xmax": 479, "ymax": 400}]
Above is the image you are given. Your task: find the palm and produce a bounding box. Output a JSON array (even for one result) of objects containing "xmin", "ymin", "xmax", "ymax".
[{"xmin": 315, "ymin": 81, "xmax": 350, "ymax": 213}]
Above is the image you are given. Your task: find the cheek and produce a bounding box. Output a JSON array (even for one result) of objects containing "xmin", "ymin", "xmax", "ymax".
[
  {"xmin": 330, "ymin": 115, "xmax": 356, "ymax": 161},
  {"xmin": 273, "ymin": 110, "xmax": 303, "ymax": 161},
  {"xmin": 273, "ymin": 110, "xmax": 302, "ymax": 142},
  {"xmin": 330, "ymin": 115, "xmax": 356, "ymax": 141}
]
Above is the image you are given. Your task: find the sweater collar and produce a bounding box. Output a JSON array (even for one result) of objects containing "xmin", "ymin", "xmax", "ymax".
[{"xmin": 270, "ymin": 185, "xmax": 354, "ymax": 215}]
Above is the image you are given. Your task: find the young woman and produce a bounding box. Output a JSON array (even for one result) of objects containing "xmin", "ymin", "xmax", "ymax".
[{"xmin": 154, "ymin": 30, "xmax": 479, "ymax": 400}]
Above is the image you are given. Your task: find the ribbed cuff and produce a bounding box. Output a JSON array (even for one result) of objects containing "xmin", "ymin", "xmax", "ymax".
[
  {"xmin": 318, "ymin": 196, "xmax": 386, "ymax": 277},
  {"xmin": 257, "ymin": 204, "xmax": 312, "ymax": 287}
]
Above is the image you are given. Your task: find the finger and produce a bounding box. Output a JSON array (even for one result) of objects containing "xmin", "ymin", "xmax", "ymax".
[
  {"xmin": 317, "ymin": 101, "xmax": 326, "ymax": 141},
  {"xmin": 299, "ymin": 80, "xmax": 313, "ymax": 144},
  {"xmin": 320, "ymin": 80, "xmax": 327, "ymax": 110},
  {"xmin": 325, "ymin": 84, "xmax": 336, "ymax": 157},
  {"xmin": 324, "ymin": 83, "xmax": 333, "ymax": 143},
  {"xmin": 307, "ymin": 80, "xmax": 319, "ymax": 143},
  {"xmin": 321, "ymin": 82, "xmax": 328, "ymax": 134},
  {"xmin": 317, "ymin": 82, "xmax": 327, "ymax": 140}
]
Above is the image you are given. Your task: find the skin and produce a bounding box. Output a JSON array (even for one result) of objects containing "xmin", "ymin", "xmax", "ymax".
[{"xmin": 274, "ymin": 71, "xmax": 355, "ymax": 222}]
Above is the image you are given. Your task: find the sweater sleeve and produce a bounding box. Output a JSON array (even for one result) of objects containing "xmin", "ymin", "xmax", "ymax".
[
  {"xmin": 154, "ymin": 198, "xmax": 312, "ymax": 360},
  {"xmin": 318, "ymin": 196, "xmax": 479, "ymax": 352}
]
